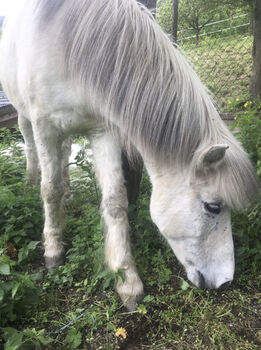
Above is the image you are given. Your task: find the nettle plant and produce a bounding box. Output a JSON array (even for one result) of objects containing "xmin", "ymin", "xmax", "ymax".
[
  {"xmin": 0, "ymin": 142, "xmax": 42, "ymax": 324},
  {"xmin": 0, "ymin": 120, "xmax": 260, "ymax": 349},
  {"xmin": 229, "ymin": 99, "xmax": 261, "ymax": 273},
  {"xmin": 0, "ymin": 137, "xmax": 129, "ymax": 348}
]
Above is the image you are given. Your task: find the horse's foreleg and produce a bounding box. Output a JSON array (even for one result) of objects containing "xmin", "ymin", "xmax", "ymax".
[
  {"xmin": 32, "ymin": 119, "xmax": 65, "ymax": 269},
  {"xmin": 91, "ymin": 132, "xmax": 144, "ymax": 311},
  {"xmin": 18, "ymin": 114, "xmax": 39, "ymax": 185},
  {"xmin": 61, "ymin": 138, "xmax": 72, "ymax": 198}
]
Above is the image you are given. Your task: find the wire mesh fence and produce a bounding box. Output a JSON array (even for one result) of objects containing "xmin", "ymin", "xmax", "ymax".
[{"xmin": 177, "ymin": 14, "xmax": 252, "ymax": 114}]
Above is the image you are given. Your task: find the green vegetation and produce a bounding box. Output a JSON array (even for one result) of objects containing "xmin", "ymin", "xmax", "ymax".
[
  {"xmin": 157, "ymin": 0, "xmax": 250, "ymax": 36},
  {"xmin": 0, "ymin": 120, "xmax": 260, "ymax": 349},
  {"xmin": 183, "ymin": 35, "xmax": 253, "ymax": 108},
  {"xmin": 157, "ymin": 0, "xmax": 252, "ymax": 109}
]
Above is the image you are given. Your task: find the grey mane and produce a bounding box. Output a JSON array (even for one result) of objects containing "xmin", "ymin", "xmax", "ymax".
[{"xmin": 34, "ymin": 0, "xmax": 259, "ymax": 210}]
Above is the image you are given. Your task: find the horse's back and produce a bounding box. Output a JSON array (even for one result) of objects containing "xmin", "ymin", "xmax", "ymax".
[
  {"xmin": 0, "ymin": 1, "xmax": 29, "ymax": 111},
  {"xmin": 0, "ymin": 0, "xmax": 99, "ymax": 135}
]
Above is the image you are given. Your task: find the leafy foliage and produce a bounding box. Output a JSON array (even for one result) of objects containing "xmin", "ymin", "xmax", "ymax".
[
  {"xmin": 179, "ymin": 0, "xmax": 222, "ymax": 31},
  {"xmin": 157, "ymin": 0, "xmax": 173, "ymax": 33},
  {"xmin": 229, "ymin": 101, "xmax": 261, "ymax": 274},
  {"xmin": 0, "ymin": 126, "xmax": 260, "ymax": 349},
  {"xmin": 230, "ymin": 100, "xmax": 261, "ymax": 167},
  {"xmin": 0, "ymin": 143, "xmax": 43, "ymax": 328},
  {"xmin": 157, "ymin": 0, "xmax": 249, "ymax": 38},
  {"xmin": 2, "ymin": 327, "xmax": 53, "ymax": 350}
]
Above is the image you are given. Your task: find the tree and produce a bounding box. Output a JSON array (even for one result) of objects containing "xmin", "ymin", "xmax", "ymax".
[
  {"xmin": 157, "ymin": 0, "xmax": 173, "ymax": 34},
  {"xmin": 172, "ymin": 0, "xmax": 179, "ymax": 43},
  {"xmin": 157, "ymin": 0, "xmax": 247, "ymax": 38},
  {"xmin": 178, "ymin": 0, "xmax": 221, "ymax": 45},
  {"xmin": 250, "ymin": 0, "xmax": 261, "ymax": 98}
]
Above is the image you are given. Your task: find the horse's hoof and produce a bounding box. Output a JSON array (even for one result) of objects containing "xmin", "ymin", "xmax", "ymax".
[
  {"xmin": 120, "ymin": 292, "xmax": 144, "ymax": 312},
  {"xmin": 123, "ymin": 296, "xmax": 138, "ymax": 312},
  {"xmin": 117, "ymin": 274, "xmax": 144, "ymax": 311},
  {"xmin": 45, "ymin": 255, "xmax": 64, "ymax": 270}
]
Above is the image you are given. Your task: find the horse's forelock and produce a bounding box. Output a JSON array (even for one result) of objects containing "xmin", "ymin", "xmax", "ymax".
[{"xmin": 218, "ymin": 142, "xmax": 260, "ymax": 211}]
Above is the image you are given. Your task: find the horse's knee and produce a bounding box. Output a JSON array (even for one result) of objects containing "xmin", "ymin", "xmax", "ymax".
[
  {"xmin": 103, "ymin": 189, "xmax": 128, "ymax": 219},
  {"xmin": 41, "ymin": 182, "xmax": 64, "ymax": 203},
  {"xmin": 106, "ymin": 203, "xmax": 127, "ymax": 219}
]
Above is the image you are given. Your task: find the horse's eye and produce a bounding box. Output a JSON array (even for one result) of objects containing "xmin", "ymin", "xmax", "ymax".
[{"xmin": 204, "ymin": 202, "xmax": 221, "ymax": 215}]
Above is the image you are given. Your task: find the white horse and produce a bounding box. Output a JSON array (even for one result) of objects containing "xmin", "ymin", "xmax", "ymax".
[{"xmin": 0, "ymin": 0, "xmax": 259, "ymax": 310}]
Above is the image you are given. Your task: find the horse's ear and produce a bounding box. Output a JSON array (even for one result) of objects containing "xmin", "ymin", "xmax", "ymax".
[
  {"xmin": 196, "ymin": 144, "xmax": 229, "ymax": 176},
  {"xmin": 202, "ymin": 144, "xmax": 229, "ymax": 165}
]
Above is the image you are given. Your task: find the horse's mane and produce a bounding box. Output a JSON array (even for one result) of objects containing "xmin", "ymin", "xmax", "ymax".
[{"xmin": 34, "ymin": 0, "xmax": 259, "ymax": 210}]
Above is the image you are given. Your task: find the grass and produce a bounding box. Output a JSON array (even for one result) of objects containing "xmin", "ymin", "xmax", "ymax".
[
  {"xmin": 0, "ymin": 129, "xmax": 260, "ymax": 350},
  {"xmin": 181, "ymin": 34, "xmax": 253, "ymax": 110}
]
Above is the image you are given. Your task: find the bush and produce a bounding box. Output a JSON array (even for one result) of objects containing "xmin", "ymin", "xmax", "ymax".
[
  {"xmin": 230, "ymin": 100, "xmax": 261, "ymax": 275},
  {"xmin": 0, "ymin": 118, "xmax": 260, "ymax": 349},
  {"xmin": 0, "ymin": 144, "xmax": 43, "ymax": 327}
]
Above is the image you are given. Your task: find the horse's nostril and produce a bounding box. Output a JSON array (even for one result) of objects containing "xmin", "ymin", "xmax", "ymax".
[
  {"xmin": 197, "ymin": 270, "xmax": 206, "ymax": 289},
  {"xmin": 196, "ymin": 272, "xmax": 232, "ymax": 290}
]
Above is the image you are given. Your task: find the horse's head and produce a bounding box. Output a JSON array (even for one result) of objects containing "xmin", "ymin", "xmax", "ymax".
[{"xmin": 148, "ymin": 144, "xmax": 235, "ymax": 289}]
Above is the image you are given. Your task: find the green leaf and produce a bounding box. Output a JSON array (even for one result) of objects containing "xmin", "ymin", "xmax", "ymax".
[
  {"xmin": 181, "ymin": 279, "xmax": 190, "ymax": 291},
  {"xmin": 18, "ymin": 241, "xmax": 40, "ymax": 263},
  {"xmin": 137, "ymin": 304, "xmax": 148, "ymax": 315},
  {"xmin": 65, "ymin": 328, "xmax": 82, "ymax": 349},
  {"xmin": 0, "ymin": 288, "xmax": 4, "ymax": 302},
  {"xmin": 102, "ymin": 277, "xmax": 112, "ymax": 289},
  {"xmin": 38, "ymin": 335, "xmax": 53, "ymax": 345},
  {"xmin": 0, "ymin": 187, "xmax": 16, "ymax": 206},
  {"xmin": 18, "ymin": 250, "xmax": 26, "ymax": 264},
  {"xmin": 36, "ymin": 330, "xmax": 54, "ymax": 345},
  {"xmin": 27, "ymin": 241, "xmax": 40, "ymax": 250},
  {"xmin": 0, "ymin": 262, "xmax": 10, "ymax": 275},
  {"xmin": 11, "ymin": 283, "xmax": 20, "ymax": 299},
  {"xmin": 3, "ymin": 328, "xmax": 23, "ymax": 350},
  {"xmin": 143, "ymin": 295, "xmax": 155, "ymax": 303}
]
